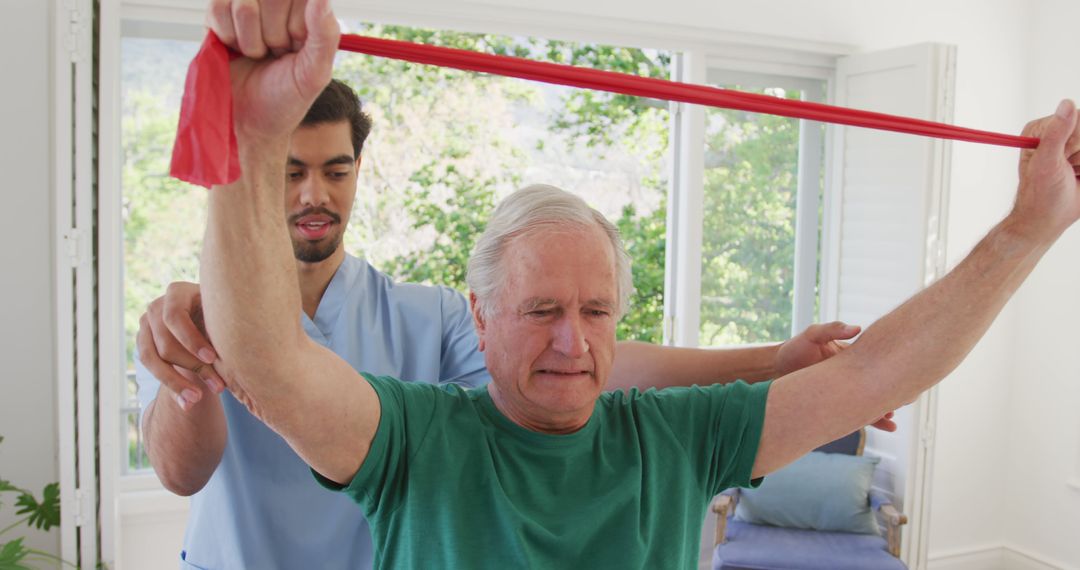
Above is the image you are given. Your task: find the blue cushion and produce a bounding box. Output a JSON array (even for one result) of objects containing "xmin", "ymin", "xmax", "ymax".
[
  {"xmin": 714, "ymin": 520, "xmax": 906, "ymax": 570},
  {"xmin": 734, "ymin": 451, "xmax": 880, "ymax": 535}
]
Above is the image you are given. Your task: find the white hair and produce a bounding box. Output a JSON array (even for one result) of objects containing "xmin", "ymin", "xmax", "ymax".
[{"xmin": 466, "ymin": 184, "xmax": 634, "ymax": 319}]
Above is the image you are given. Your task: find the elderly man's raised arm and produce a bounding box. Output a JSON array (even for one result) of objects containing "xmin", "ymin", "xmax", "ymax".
[
  {"xmin": 753, "ymin": 102, "xmax": 1080, "ymax": 477},
  {"xmin": 197, "ymin": 0, "xmax": 378, "ymax": 485}
]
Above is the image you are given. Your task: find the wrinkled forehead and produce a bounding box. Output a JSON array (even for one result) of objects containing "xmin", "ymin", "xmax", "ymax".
[
  {"xmin": 507, "ymin": 222, "xmax": 613, "ymax": 260},
  {"xmin": 499, "ymin": 224, "xmax": 618, "ymax": 298}
]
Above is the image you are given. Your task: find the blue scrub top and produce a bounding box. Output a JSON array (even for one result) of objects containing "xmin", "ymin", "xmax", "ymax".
[{"xmin": 136, "ymin": 254, "xmax": 490, "ymax": 569}]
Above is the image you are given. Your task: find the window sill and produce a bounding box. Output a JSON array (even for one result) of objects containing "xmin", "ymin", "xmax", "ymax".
[
  {"xmin": 119, "ymin": 472, "xmax": 189, "ymax": 517},
  {"xmin": 120, "ymin": 471, "xmax": 164, "ymax": 492}
]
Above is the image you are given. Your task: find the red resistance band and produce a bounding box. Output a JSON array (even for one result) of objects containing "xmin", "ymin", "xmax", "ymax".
[{"xmin": 171, "ymin": 32, "xmax": 1040, "ymax": 188}]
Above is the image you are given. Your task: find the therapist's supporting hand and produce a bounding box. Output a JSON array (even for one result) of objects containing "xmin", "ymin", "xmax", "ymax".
[
  {"xmin": 137, "ymin": 281, "xmax": 223, "ymax": 411},
  {"xmin": 775, "ymin": 322, "xmax": 897, "ymax": 432},
  {"xmin": 774, "ymin": 321, "xmax": 859, "ymax": 378},
  {"xmin": 140, "ymin": 292, "xmax": 228, "ymax": 495}
]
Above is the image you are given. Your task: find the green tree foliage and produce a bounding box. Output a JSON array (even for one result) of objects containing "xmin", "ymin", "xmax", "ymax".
[
  {"xmin": 381, "ymin": 163, "xmax": 498, "ymax": 288},
  {"xmin": 330, "ymin": 24, "xmax": 531, "ymax": 267},
  {"xmin": 331, "ymin": 24, "xmax": 671, "ymax": 343},
  {"xmin": 122, "ymin": 92, "xmax": 206, "ymax": 362},
  {"xmin": 699, "ymin": 96, "xmax": 806, "ymax": 345},
  {"xmin": 615, "ymin": 202, "xmax": 667, "ymax": 342},
  {"xmin": 539, "ymin": 44, "xmax": 670, "ymax": 151}
]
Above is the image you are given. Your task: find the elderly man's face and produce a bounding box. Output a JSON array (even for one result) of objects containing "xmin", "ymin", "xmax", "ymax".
[{"xmin": 473, "ymin": 223, "xmax": 619, "ymax": 433}]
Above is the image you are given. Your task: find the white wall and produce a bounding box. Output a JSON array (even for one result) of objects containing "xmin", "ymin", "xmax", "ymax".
[{"xmin": 0, "ymin": 0, "xmax": 61, "ymax": 561}]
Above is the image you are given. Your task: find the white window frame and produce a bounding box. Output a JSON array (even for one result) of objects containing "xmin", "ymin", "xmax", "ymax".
[
  {"xmin": 55, "ymin": 0, "xmax": 105, "ymax": 566},
  {"xmin": 88, "ymin": 2, "xmax": 852, "ymax": 567}
]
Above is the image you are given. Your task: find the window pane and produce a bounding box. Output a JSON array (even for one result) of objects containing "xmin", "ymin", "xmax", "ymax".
[
  {"xmin": 334, "ymin": 22, "xmax": 671, "ymax": 343},
  {"xmin": 698, "ymin": 86, "xmax": 804, "ymax": 346},
  {"xmin": 121, "ymin": 37, "xmax": 202, "ymax": 472}
]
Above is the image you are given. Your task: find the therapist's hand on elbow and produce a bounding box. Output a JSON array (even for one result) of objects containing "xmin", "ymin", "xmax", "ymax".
[
  {"xmin": 137, "ymin": 281, "xmax": 225, "ymax": 410},
  {"xmin": 774, "ymin": 321, "xmax": 898, "ymax": 433}
]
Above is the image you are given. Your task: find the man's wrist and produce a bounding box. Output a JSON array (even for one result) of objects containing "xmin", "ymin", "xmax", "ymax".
[
  {"xmin": 766, "ymin": 342, "xmax": 785, "ymax": 379},
  {"xmin": 213, "ymin": 134, "xmax": 289, "ymax": 196},
  {"xmin": 994, "ymin": 213, "xmax": 1057, "ymax": 259},
  {"xmin": 237, "ymin": 134, "xmax": 289, "ymax": 170}
]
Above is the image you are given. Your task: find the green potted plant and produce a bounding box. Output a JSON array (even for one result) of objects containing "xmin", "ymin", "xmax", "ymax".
[{"xmin": 0, "ymin": 435, "xmax": 67, "ymax": 570}]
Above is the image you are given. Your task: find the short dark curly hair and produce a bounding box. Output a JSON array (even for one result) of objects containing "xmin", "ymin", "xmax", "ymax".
[{"xmin": 301, "ymin": 79, "xmax": 374, "ymax": 159}]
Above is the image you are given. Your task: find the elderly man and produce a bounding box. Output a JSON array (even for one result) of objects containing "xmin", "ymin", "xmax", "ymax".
[
  {"xmin": 198, "ymin": 0, "xmax": 1080, "ymax": 567},
  {"xmin": 138, "ymin": 54, "xmax": 884, "ymax": 570}
]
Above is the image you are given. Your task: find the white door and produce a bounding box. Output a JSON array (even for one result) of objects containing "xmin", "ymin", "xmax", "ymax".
[{"xmin": 822, "ymin": 43, "xmax": 956, "ymax": 569}]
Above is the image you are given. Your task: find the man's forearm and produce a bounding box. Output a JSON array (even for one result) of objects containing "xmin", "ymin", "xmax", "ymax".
[
  {"xmin": 846, "ymin": 218, "xmax": 1048, "ymax": 406},
  {"xmin": 756, "ymin": 217, "xmax": 1051, "ymax": 476},
  {"xmin": 143, "ymin": 389, "xmax": 226, "ymax": 495},
  {"xmin": 198, "ymin": 135, "xmax": 379, "ymax": 483},
  {"xmin": 200, "ymin": 138, "xmax": 308, "ymax": 427},
  {"xmin": 609, "ymin": 341, "xmax": 778, "ymax": 390}
]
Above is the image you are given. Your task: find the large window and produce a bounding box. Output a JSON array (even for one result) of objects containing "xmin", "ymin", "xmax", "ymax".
[{"xmin": 118, "ymin": 23, "xmax": 823, "ymax": 473}]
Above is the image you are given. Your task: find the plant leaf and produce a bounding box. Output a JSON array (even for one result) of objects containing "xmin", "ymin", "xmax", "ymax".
[
  {"xmin": 0, "ymin": 479, "xmax": 16, "ymax": 514},
  {"xmin": 14, "ymin": 484, "xmax": 60, "ymax": 531},
  {"xmin": 0, "ymin": 537, "xmax": 35, "ymax": 570},
  {"xmin": 14, "ymin": 483, "xmax": 59, "ymax": 531},
  {"xmin": 37, "ymin": 484, "xmax": 60, "ymax": 531}
]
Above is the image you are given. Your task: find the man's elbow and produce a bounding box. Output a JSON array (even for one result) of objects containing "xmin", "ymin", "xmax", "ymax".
[
  {"xmin": 142, "ymin": 399, "xmax": 226, "ymax": 497},
  {"xmin": 145, "ymin": 441, "xmax": 217, "ymax": 496},
  {"xmin": 157, "ymin": 472, "xmax": 211, "ymax": 497},
  {"xmin": 213, "ymin": 345, "xmax": 316, "ymax": 429},
  {"xmin": 213, "ymin": 327, "xmax": 309, "ymax": 383}
]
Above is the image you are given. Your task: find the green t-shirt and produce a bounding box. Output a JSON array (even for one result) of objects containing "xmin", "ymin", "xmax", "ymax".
[{"xmin": 318, "ymin": 374, "xmax": 770, "ymax": 569}]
